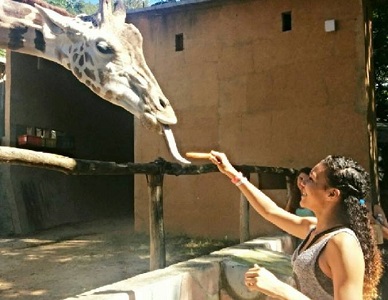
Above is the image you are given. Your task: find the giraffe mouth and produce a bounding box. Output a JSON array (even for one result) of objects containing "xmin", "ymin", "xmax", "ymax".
[
  {"xmin": 162, "ymin": 125, "xmax": 191, "ymax": 164},
  {"xmin": 140, "ymin": 114, "xmax": 190, "ymax": 164}
]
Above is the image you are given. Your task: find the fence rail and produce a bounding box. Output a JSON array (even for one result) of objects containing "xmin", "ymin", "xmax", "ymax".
[{"xmin": 0, "ymin": 146, "xmax": 298, "ymax": 270}]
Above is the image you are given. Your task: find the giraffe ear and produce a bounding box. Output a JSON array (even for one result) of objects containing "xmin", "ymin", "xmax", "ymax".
[
  {"xmin": 35, "ymin": 5, "xmax": 84, "ymax": 42},
  {"xmin": 35, "ymin": 5, "xmax": 67, "ymax": 35}
]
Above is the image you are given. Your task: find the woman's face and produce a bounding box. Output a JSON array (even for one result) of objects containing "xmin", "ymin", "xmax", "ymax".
[
  {"xmin": 297, "ymin": 172, "xmax": 310, "ymax": 191},
  {"xmin": 299, "ymin": 162, "xmax": 330, "ymax": 210}
]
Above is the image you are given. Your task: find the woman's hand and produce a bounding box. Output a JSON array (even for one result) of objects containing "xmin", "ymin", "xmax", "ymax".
[
  {"xmin": 245, "ymin": 264, "xmax": 282, "ymax": 296},
  {"xmin": 209, "ymin": 150, "xmax": 238, "ymax": 178},
  {"xmin": 245, "ymin": 264, "xmax": 311, "ymax": 300}
]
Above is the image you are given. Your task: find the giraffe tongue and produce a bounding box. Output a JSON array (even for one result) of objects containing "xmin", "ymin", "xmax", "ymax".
[{"xmin": 162, "ymin": 125, "xmax": 191, "ymax": 164}]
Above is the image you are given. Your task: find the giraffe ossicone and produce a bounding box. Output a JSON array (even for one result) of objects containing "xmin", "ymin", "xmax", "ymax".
[{"xmin": 0, "ymin": 0, "xmax": 190, "ymax": 164}]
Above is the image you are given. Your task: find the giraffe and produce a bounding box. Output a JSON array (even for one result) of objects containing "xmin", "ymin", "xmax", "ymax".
[{"xmin": 0, "ymin": 0, "xmax": 190, "ymax": 164}]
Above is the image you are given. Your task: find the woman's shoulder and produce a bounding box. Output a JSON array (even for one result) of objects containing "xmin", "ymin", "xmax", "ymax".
[
  {"xmin": 320, "ymin": 230, "xmax": 365, "ymax": 293},
  {"xmin": 327, "ymin": 229, "xmax": 361, "ymax": 251},
  {"xmin": 320, "ymin": 229, "xmax": 363, "ymax": 268}
]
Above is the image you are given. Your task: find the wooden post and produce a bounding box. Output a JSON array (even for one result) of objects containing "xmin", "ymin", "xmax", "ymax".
[
  {"xmin": 239, "ymin": 172, "xmax": 251, "ymax": 243},
  {"xmin": 146, "ymin": 173, "xmax": 166, "ymax": 271}
]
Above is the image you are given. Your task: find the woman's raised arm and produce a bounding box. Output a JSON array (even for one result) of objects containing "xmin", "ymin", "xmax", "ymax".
[{"xmin": 209, "ymin": 150, "xmax": 316, "ymax": 239}]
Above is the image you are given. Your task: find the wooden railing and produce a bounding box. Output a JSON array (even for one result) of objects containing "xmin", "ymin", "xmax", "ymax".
[{"xmin": 0, "ymin": 146, "xmax": 297, "ymax": 270}]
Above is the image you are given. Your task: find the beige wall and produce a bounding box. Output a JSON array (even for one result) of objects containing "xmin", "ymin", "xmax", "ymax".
[{"xmin": 129, "ymin": 0, "xmax": 376, "ymax": 238}]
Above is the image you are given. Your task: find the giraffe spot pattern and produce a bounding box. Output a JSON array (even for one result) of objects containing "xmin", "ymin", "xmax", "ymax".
[
  {"xmin": 84, "ymin": 52, "xmax": 94, "ymax": 66},
  {"xmin": 98, "ymin": 70, "xmax": 106, "ymax": 85},
  {"xmin": 84, "ymin": 68, "xmax": 96, "ymax": 81},
  {"xmin": 32, "ymin": 16, "xmax": 42, "ymax": 27},
  {"xmin": 79, "ymin": 55, "xmax": 84, "ymax": 67},
  {"xmin": 105, "ymin": 90, "xmax": 113, "ymax": 100},
  {"xmin": 74, "ymin": 67, "xmax": 82, "ymax": 79},
  {"xmin": 34, "ymin": 29, "xmax": 45, "ymax": 52},
  {"xmin": 56, "ymin": 49, "xmax": 63, "ymax": 63},
  {"xmin": 90, "ymin": 84, "xmax": 100, "ymax": 94},
  {"xmin": 3, "ymin": 5, "xmax": 30, "ymax": 19},
  {"xmin": 8, "ymin": 26, "xmax": 28, "ymax": 50},
  {"xmin": 20, "ymin": 7, "xmax": 31, "ymax": 16}
]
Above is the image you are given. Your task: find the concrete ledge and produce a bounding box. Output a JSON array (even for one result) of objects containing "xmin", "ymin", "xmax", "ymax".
[{"xmin": 65, "ymin": 235, "xmax": 293, "ymax": 300}]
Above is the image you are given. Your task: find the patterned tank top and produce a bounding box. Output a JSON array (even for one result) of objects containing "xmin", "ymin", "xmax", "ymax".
[{"xmin": 291, "ymin": 227, "xmax": 359, "ymax": 300}]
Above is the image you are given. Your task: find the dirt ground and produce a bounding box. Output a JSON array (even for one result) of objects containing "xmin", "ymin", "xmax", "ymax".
[{"xmin": 0, "ymin": 217, "xmax": 237, "ymax": 300}]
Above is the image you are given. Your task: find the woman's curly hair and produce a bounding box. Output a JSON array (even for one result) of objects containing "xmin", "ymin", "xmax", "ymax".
[{"xmin": 322, "ymin": 155, "xmax": 383, "ymax": 299}]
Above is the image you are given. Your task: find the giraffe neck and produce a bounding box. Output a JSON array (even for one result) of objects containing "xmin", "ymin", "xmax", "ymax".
[{"xmin": 0, "ymin": 0, "xmax": 73, "ymax": 69}]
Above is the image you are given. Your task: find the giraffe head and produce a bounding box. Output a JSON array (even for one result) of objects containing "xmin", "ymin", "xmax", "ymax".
[
  {"xmin": 33, "ymin": 0, "xmax": 190, "ymax": 163},
  {"xmin": 36, "ymin": 2, "xmax": 176, "ymax": 131}
]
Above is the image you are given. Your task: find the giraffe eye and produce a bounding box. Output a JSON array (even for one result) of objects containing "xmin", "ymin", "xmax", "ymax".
[{"xmin": 96, "ymin": 41, "xmax": 114, "ymax": 55}]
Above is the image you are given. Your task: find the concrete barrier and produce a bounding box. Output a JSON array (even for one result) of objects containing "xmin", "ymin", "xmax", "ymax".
[{"xmin": 65, "ymin": 235, "xmax": 294, "ymax": 300}]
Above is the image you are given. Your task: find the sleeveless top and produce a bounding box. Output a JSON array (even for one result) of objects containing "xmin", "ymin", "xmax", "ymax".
[{"xmin": 291, "ymin": 227, "xmax": 359, "ymax": 300}]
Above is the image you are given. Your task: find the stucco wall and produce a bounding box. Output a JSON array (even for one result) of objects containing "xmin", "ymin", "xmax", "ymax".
[{"xmin": 129, "ymin": 0, "xmax": 374, "ymax": 239}]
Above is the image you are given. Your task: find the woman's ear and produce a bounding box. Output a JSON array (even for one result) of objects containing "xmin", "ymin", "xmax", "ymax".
[{"xmin": 328, "ymin": 188, "xmax": 340, "ymax": 200}]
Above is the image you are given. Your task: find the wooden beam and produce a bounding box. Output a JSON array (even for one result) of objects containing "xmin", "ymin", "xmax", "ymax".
[
  {"xmin": 0, "ymin": 146, "xmax": 161, "ymax": 175},
  {"xmin": 0, "ymin": 147, "xmax": 297, "ymax": 177}
]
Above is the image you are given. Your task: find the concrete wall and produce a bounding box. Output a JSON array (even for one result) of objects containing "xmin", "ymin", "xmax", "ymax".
[
  {"xmin": 65, "ymin": 235, "xmax": 294, "ymax": 300},
  {"xmin": 129, "ymin": 0, "xmax": 377, "ymax": 238},
  {"xmin": 0, "ymin": 53, "xmax": 135, "ymax": 235}
]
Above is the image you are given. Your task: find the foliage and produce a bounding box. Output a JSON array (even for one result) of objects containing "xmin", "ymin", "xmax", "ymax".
[
  {"xmin": 0, "ymin": 49, "xmax": 5, "ymax": 58},
  {"xmin": 124, "ymin": 0, "xmax": 149, "ymax": 9},
  {"xmin": 46, "ymin": 0, "xmax": 97, "ymax": 15},
  {"xmin": 80, "ymin": 2, "xmax": 100, "ymax": 15},
  {"xmin": 46, "ymin": 0, "xmax": 150, "ymax": 14},
  {"xmin": 373, "ymin": 1, "xmax": 388, "ymax": 123}
]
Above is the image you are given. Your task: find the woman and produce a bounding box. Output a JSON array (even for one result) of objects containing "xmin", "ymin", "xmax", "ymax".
[
  {"xmin": 209, "ymin": 151, "xmax": 382, "ymax": 300},
  {"xmin": 285, "ymin": 167, "xmax": 315, "ymax": 217},
  {"xmin": 285, "ymin": 167, "xmax": 314, "ymax": 249}
]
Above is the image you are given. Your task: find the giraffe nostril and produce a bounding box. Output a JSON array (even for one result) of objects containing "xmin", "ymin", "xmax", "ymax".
[{"xmin": 159, "ymin": 98, "xmax": 167, "ymax": 109}]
